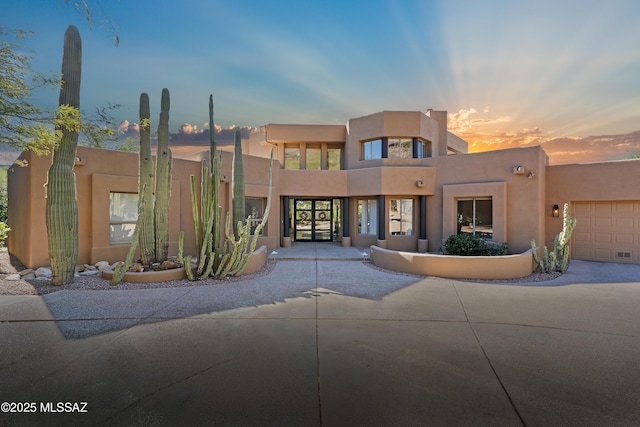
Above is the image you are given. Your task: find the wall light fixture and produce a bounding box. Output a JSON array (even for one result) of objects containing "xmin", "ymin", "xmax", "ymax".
[{"xmin": 552, "ymin": 204, "xmax": 560, "ymax": 217}]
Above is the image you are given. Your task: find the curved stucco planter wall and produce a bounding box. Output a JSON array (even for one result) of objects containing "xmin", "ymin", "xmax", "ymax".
[
  {"xmin": 370, "ymin": 246, "xmax": 533, "ymax": 280},
  {"xmin": 102, "ymin": 245, "xmax": 268, "ymax": 283}
]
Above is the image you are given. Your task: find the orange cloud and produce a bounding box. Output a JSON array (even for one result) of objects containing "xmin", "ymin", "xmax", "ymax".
[{"xmin": 447, "ymin": 109, "xmax": 640, "ymax": 164}]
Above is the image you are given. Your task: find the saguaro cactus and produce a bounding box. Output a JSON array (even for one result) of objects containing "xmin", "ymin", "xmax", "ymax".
[
  {"xmin": 46, "ymin": 25, "xmax": 82, "ymax": 285},
  {"xmin": 137, "ymin": 93, "xmax": 155, "ymax": 265},
  {"xmin": 154, "ymin": 88, "xmax": 172, "ymax": 262}
]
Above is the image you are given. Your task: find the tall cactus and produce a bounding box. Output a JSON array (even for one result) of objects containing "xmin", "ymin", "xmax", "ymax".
[
  {"xmin": 154, "ymin": 88, "xmax": 172, "ymax": 262},
  {"xmin": 181, "ymin": 94, "xmax": 273, "ymax": 280},
  {"xmin": 137, "ymin": 93, "xmax": 155, "ymax": 265},
  {"xmin": 531, "ymin": 203, "xmax": 576, "ymax": 273},
  {"xmin": 46, "ymin": 25, "xmax": 82, "ymax": 285},
  {"xmin": 232, "ymin": 130, "xmax": 245, "ymax": 235}
]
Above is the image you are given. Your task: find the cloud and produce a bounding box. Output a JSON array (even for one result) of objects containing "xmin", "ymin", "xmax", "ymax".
[
  {"xmin": 115, "ymin": 121, "xmax": 258, "ymax": 146},
  {"xmin": 447, "ymin": 108, "xmax": 640, "ymax": 164}
]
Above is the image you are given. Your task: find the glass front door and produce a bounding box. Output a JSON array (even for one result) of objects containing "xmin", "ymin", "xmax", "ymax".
[{"xmin": 294, "ymin": 199, "xmax": 333, "ymax": 241}]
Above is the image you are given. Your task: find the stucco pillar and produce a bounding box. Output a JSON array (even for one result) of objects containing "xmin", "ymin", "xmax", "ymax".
[
  {"xmin": 418, "ymin": 195, "xmax": 428, "ymax": 252},
  {"xmin": 341, "ymin": 197, "xmax": 351, "ymax": 247},
  {"xmin": 376, "ymin": 195, "xmax": 386, "ymax": 247},
  {"xmin": 282, "ymin": 196, "xmax": 291, "ymax": 247}
]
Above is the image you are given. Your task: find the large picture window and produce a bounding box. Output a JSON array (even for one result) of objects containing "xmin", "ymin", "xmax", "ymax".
[
  {"xmin": 457, "ymin": 198, "xmax": 493, "ymax": 239},
  {"xmin": 110, "ymin": 192, "xmax": 138, "ymax": 244},
  {"xmin": 389, "ymin": 199, "xmax": 413, "ymax": 236},
  {"xmin": 357, "ymin": 199, "xmax": 377, "ymax": 235}
]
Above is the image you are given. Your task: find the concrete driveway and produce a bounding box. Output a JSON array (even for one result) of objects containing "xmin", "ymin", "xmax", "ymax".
[{"xmin": 0, "ymin": 258, "xmax": 639, "ymax": 426}]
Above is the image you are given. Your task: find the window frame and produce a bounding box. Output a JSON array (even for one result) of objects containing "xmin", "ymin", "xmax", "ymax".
[
  {"xmin": 357, "ymin": 199, "xmax": 377, "ymax": 235},
  {"xmin": 457, "ymin": 197, "xmax": 493, "ymax": 239},
  {"xmin": 389, "ymin": 198, "xmax": 413, "ymax": 236},
  {"xmin": 109, "ymin": 192, "xmax": 139, "ymax": 245},
  {"xmin": 245, "ymin": 197, "xmax": 267, "ymax": 235}
]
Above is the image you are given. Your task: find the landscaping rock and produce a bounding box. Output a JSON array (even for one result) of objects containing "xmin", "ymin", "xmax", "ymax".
[
  {"xmin": 130, "ymin": 263, "xmax": 145, "ymax": 273},
  {"xmin": 95, "ymin": 261, "xmax": 111, "ymax": 271},
  {"xmin": 35, "ymin": 267, "xmax": 52, "ymax": 278},
  {"xmin": 19, "ymin": 269, "xmax": 34, "ymax": 277},
  {"xmin": 160, "ymin": 260, "xmax": 181, "ymax": 270},
  {"xmin": 5, "ymin": 274, "xmax": 21, "ymax": 281}
]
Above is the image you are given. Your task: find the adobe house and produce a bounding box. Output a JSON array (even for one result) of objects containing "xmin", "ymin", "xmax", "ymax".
[{"xmin": 8, "ymin": 109, "xmax": 640, "ymax": 269}]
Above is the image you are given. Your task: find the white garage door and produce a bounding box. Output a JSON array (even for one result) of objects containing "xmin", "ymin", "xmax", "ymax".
[{"xmin": 572, "ymin": 201, "xmax": 640, "ymax": 263}]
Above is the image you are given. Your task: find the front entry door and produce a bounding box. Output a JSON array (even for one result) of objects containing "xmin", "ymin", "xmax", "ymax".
[{"xmin": 294, "ymin": 199, "xmax": 333, "ymax": 242}]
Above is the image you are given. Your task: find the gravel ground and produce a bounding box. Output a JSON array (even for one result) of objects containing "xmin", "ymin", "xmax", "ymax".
[{"xmin": 0, "ymin": 248, "xmax": 560, "ymax": 296}]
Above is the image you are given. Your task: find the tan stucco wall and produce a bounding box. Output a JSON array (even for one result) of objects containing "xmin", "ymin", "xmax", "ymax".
[
  {"xmin": 418, "ymin": 146, "xmax": 548, "ymax": 254},
  {"xmin": 9, "ymin": 147, "xmax": 202, "ymax": 268},
  {"xmin": 545, "ymin": 159, "xmax": 640, "ymax": 248}
]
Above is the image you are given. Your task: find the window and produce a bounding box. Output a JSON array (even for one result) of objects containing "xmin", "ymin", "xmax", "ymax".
[
  {"xmin": 389, "ymin": 199, "xmax": 413, "ymax": 236},
  {"xmin": 245, "ymin": 197, "xmax": 266, "ymax": 235},
  {"xmin": 327, "ymin": 147, "xmax": 342, "ymax": 170},
  {"xmin": 306, "ymin": 147, "xmax": 321, "ymax": 170},
  {"xmin": 361, "ymin": 139, "xmax": 382, "ymax": 160},
  {"xmin": 284, "ymin": 147, "xmax": 300, "ymax": 169},
  {"xmin": 110, "ymin": 192, "xmax": 138, "ymax": 244},
  {"xmin": 415, "ymin": 138, "xmax": 431, "ymax": 158},
  {"xmin": 457, "ymin": 198, "xmax": 492, "ymax": 239},
  {"xmin": 357, "ymin": 199, "xmax": 377, "ymax": 235},
  {"xmin": 387, "ymin": 138, "xmax": 412, "ymax": 159}
]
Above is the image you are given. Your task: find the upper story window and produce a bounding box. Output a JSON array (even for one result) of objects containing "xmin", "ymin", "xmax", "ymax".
[
  {"xmin": 284, "ymin": 147, "xmax": 300, "ymax": 169},
  {"xmin": 387, "ymin": 138, "xmax": 412, "ymax": 159},
  {"xmin": 361, "ymin": 137, "xmax": 432, "ymax": 161},
  {"xmin": 327, "ymin": 146, "xmax": 342, "ymax": 170},
  {"xmin": 306, "ymin": 146, "xmax": 321, "ymax": 170},
  {"xmin": 284, "ymin": 144, "xmax": 343, "ymax": 170},
  {"xmin": 110, "ymin": 192, "xmax": 138, "ymax": 244},
  {"xmin": 362, "ymin": 139, "xmax": 383, "ymax": 160}
]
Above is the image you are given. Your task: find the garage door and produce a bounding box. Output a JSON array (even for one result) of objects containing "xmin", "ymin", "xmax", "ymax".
[{"xmin": 572, "ymin": 201, "xmax": 640, "ymax": 263}]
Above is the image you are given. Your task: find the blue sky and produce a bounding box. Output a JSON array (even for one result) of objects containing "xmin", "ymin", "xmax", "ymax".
[{"xmin": 4, "ymin": 0, "xmax": 640, "ymax": 160}]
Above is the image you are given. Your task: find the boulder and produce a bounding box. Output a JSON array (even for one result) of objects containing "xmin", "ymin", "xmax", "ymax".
[{"xmin": 35, "ymin": 267, "xmax": 52, "ymax": 278}]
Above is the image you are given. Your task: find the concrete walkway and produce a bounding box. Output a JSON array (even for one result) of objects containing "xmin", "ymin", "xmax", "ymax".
[{"xmin": 1, "ymin": 246, "xmax": 639, "ymax": 426}]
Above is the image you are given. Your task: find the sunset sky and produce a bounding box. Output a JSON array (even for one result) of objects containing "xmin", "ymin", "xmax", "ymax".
[{"xmin": 4, "ymin": 0, "xmax": 640, "ymax": 164}]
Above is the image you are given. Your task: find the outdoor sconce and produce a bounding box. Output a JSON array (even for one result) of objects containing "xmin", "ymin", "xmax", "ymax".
[
  {"xmin": 220, "ymin": 174, "xmax": 229, "ymax": 182},
  {"xmin": 415, "ymin": 180, "xmax": 424, "ymax": 188},
  {"xmin": 74, "ymin": 156, "xmax": 85, "ymax": 166},
  {"xmin": 512, "ymin": 165, "xmax": 524, "ymax": 175},
  {"xmin": 527, "ymin": 170, "xmax": 536, "ymax": 179},
  {"xmin": 552, "ymin": 204, "xmax": 560, "ymax": 217}
]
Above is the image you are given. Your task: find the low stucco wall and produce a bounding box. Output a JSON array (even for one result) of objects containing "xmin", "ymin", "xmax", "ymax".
[
  {"xmin": 239, "ymin": 245, "xmax": 268, "ymax": 275},
  {"xmin": 370, "ymin": 246, "xmax": 533, "ymax": 280}
]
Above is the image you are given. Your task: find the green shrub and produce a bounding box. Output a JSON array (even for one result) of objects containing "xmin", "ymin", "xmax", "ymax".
[
  {"xmin": 444, "ymin": 234, "xmax": 507, "ymax": 256},
  {"xmin": 0, "ymin": 222, "xmax": 10, "ymax": 247}
]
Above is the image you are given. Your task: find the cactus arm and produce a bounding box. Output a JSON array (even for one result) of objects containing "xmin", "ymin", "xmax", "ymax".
[
  {"xmin": 232, "ymin": 130, "xmax": 245, "ymax": 237},
  {"xmin": 46, "ymin": 25, "xmax": 82, "ymax": 286},
  {"xmin": 154, "ymin": 88, "xmax": 172, "ymax": 262},
  {"xmin": 189, "ymin": 174, "xmax": 201, "ymax": 254},
  {"xmin": 111, "ymin": 187, "xmax": 147, "ymax": 285},
  {"xmin": 138, "ymin": 93, "xmax": 155, "ymax": 265}
]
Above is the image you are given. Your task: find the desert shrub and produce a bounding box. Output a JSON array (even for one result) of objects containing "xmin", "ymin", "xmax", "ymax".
[
  {"xmin": 0, "ymin": 222, "xmax": 10, "ymax": 247},
  {"xmin": 0, "ymin": 168, "xmax": 7, "ymax": 223},
  {"xmin": 445, "ymin": 234, "xmax": 507, "ymax": 256}
]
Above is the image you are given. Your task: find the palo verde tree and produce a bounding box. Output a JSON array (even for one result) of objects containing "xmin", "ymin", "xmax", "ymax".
[{"xmin": 45, "ymin": 25, "xmax": 82, "ymax": 285}]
